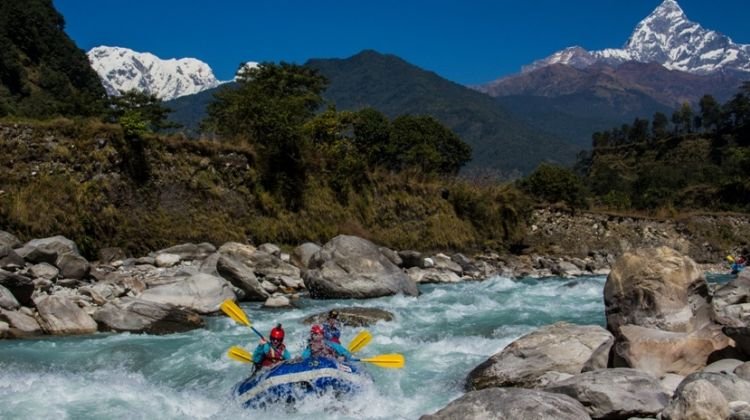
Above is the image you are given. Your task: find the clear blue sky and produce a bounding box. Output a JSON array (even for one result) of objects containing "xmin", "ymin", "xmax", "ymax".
[{"xmin": 54, "ymin": 0, "xmax": 750, "ymax": 85}]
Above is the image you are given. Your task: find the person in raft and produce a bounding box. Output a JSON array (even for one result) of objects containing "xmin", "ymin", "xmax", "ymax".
[
  {"xmin": 301, "ymin": 324, "xmax": 351, "ymax": 361},
  {"xmin": 253, "ymin": 324, "xmax": 291, "ymax": 368},
  {"xmin": 322, "ymin": 309, "xmax": 342, "ymax": 344}
]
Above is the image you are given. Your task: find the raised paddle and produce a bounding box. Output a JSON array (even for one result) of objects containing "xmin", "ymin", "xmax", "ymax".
[
  {"xmin": 347, "ymin": 330, "xmax": 373, "ymax": 353},
  {"xmin": 227, "ymin": 345, "xmax": 253, "ymax": 364},
  {"xmin": 353, "ymin": 353, "xmax": 405, "ymax": 369},
  {"xmin": 220, "ymin": 299, "xmax": 265, "ymax": 340}
]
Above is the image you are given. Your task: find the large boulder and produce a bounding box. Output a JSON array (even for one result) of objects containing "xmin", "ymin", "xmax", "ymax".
[
  {"xmin": 0, "ymin": 308, "xmax": 42, "ymax": 337},
  {"xmin": 33, "ymin": 294, "xmax": 98, "ymax": 335},
  {"xmin": 604, "ymin": 247, "xmax": 731, "ymax": 375},
  {"xmin": 55, "ymin": 253, "xmax": 90, "ymax": 280},
  {"xmin": 604, "ymin": 247, "xmax": 707, "ymax": 334},
  {"xmin": 661, "ymin": 379, "xmax": 729, "ymax": 420},
  {"xmin": 292, "ymin": 242, "xmax": 320, "ymax": 269},
  {"xmin": 94, "ymin": 297, "xmax": 204, "ymax": 334},
  {"xmin": 303, "ymin": 307, "xmax": 394, "ymax": 327},
  {"xmin": 0, "ymin": 245, "xmax": 24, "ymax": 270},
  {"xmin": 0, "ymin": 284, "xmax": 19, "ymax": 310},
  {"xmin": 614, "ymin": 324, "xmax": 731, "ymax": 376},
  {"xmin": 466, "ymin": 322, "xmax": 613, "ymax": 391},
  {"xmin": 0, "ymin": 269, "xmax": 33, "ymax": 306},
  {"xmin": 676, "ymin": 372, "xmax": 750, "ymax": 404},
  {"xmin": 304, "ymin": 235, "xmax": 418, "ymax": 299},
  {"xmin": 216, "ymin": 254, "xmax": 269, "ymax": 301},
  {"xmin": 420, "ymin": 388, "xmax": 591, "ymax": 420},
  {"xmin": 138, "ymin": 273, "xmax": 235, "ymax": 314},
  {"xmin": 0, "ymin": 231, "xmax": 21, "ymax": 249},
  {"xmin": 544, "ymin": 368, "xmax": 670, "ymax": 419},
  {"xmin": 16, "ymin": 236, "xmax": 80, "ymax": 263},
  {"xmin": 156, "ymin": 242, "xmax": 216, "ymax": 261}
]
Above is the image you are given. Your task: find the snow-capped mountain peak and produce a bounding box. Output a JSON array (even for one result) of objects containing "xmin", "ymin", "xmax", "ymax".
[
  {"xmin": 88, "ymin": 46, "xmax": 222, "ymax": 100},
  {"xmin": 520, "ymin": 0, "xmax": 749, "ymax": 75}
]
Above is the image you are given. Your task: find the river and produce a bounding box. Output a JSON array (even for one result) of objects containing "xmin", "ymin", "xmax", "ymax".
[{"xmin": 0, "ymin": 275, "xmax": 607, "ymax": 419}]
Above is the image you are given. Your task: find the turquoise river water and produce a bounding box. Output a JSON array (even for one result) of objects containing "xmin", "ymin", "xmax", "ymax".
[{"xmin": 0, "ymin": 275, "xmax": 609, "ymax": 419}]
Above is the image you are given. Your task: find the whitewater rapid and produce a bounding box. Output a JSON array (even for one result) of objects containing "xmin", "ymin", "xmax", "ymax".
[{"xmin": 0, "ymin": 275, "xmax": 606, "ymax": 419}]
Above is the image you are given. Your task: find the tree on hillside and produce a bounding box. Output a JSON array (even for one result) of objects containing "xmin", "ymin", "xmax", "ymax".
[
  {"xmin": 672, "ymin": 102, "xmax": 694, "ymax": 134},
  {"xmin": 350, "ymin": 107, "xmax": 391, "ymax": 166},
  {"xmin": 386, "ymin": 115, "xmax": 471, "ymax": 175},
  {"xmin": 518, "ymin": 163, "xmax": 588, "ymax": 208},
  {"xmin": 652, "ymin": 112, "xmax": 669, "ymax": 140},
  {"xmin": 0, "ymin": 0, "xmax": 106, "ymax": 118},
  {"xmin": 202, "ymin": 62, "xmax": 328, "ymax": 210},
  {"xmin": 107, "ymin": 90, "xmax": 177, "ymax": 136},
  {"xmin": 699, "ymin": 94, "xmax": 721, "ymax": 132},
  {"xmin": 628, "ymin": 118, "xmax": 649, "ymax": 144}
]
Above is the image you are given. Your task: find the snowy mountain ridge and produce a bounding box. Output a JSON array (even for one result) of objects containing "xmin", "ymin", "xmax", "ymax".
[
  {"xmin": 523, "ymin": 0, "xmax": 750, "ymax": 75},
  {"xmin": 88, "ymin": 46, "xmax": 257, "ymax": 100}
]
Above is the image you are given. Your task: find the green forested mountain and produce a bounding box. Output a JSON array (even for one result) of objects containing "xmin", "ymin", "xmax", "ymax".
[
  {"xmin": 483, "ymin": 62, "xmax": 746, "ymax": 150},
  {"xmin": 305, "ymin": 50, "xmax": 578, "ymax": 177},
  {"xmin": 0, "ymin": 0, "xmax": 106, "ymax": 118},
  {"xmin": 167, "ymin": 50, "xmax": 579, "ymax": 177}
]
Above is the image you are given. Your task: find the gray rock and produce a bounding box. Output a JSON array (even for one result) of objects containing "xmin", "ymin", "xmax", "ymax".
[
  {"xmin": 545, "ymin": 368, "xmax": 669, "ymax": 419},
  {"xmin": 138, "ymin": 273, "xmax": 235, "ymax": 314},
  {"xmin": 216, "ymin": 255, "xmax": 269, "ymax": 301},
  {"xmin": 604, "ymin": 247, "xmax": 707, "ymax": 334},
  {"xmin": 93, "ymin": 297, "xmax": 204, "ymax": 334},
  {"xmin": 676, "ymin": 372, "xmax": 750, "ymax": 403},
  {"xmin": 29, "ymin": 263, "xmax": 59, "ymax": 281},
  {"xmin": 292, "ymin": 242, "xmax": 320, "ymax": 269},
  {"xmin": 0, "ymin": 284, "xmax": 20, "ymax": 310},
  {"xmin": 704, "ymin": 359, "xmax": 745, "ymax": 374},
  {"xmin": 257, "ymin": 243, "xmax": 281, "ymax": 256},
  {"xmin": 262, "ymin": 295, "xmax": 291, "ymax": 308},
  {"xmin": 34, "ymin": 294, "xmax": 98, "ymax": 335},
  {"xmin": 0, "ymin": 231, "xmax": 21, "ymax": 249},
  {"xmin": 27, "ymin": 236, "xmax": 80, "ymax": 255},
  {"xmin": 56, "ymin": 253, "xmax": 90, "ymax": 280},
  {"xmin": 0, "ymin": 308, "xmax": 42, "ymax": 337},
  {"xmin": 156, "ymin": 242, "xmax": 216, "ymax": 261},
  {"xmin": 398, "ymin": 250, "xmax": 423, "ymax": 268},
  {"xmin": 154, "ymin": 253, "xmax": 181, "ymax": 268},
  {"xmin": 304, "ymin": 235, "xmax": 418, "ymax": 299},
  {"xmin": 379, "ymin": 247, "xmax": 402, "ymax": 267},
  {"xmin": 0, "ymin": 246, "xmax": 24, "ymax": 269},
  {"xmin": 662, "ymin": 379, "xmax": 729, "ymax": 420},
  {"xmin": 420, "ymin": 387, "xmax": 591, "ymax": 420},
  {"xmin": 303, "ymin": 307, "xmax": 394, "ymax": 327},
  {"xmin": 581, "ymin": 337, "xmax": 614, "ymax": 372},
  {"xmin": 407, "ymin": 267, "xmax": 462, "ymax": 284},
  {"xmin": 433, "ymin": 253, "xmax": 463, "ymax": 274},
  {"xmin": 98, "ymin": 247, "xmax": 127, "ymax": 264},
  {"xmin": 735, "ymin": 362, "xmax": 750, "ymax": 381},
  {"xmin": 0, "ymin": 269, "xmax": 33, "ymax": 306},
  {"xmin": 466, "ymin": 322, "xmax": 613, "ymax": 391}
]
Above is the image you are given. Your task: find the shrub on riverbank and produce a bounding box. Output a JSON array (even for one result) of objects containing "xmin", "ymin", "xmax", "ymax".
[{"xmin": 0, "ymin": 120, "xmax": 530, "ymax": 258}]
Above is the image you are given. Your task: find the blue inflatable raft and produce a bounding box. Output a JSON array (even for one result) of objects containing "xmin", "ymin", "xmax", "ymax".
[{"xmin": 233, "ymin": 357, "xmax": 372, "ymax": 408}]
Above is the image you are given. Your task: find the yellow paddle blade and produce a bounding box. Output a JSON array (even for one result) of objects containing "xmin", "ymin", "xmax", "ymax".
[
  {"xmin": 227, "ymin": 346, "xmax": 253, "ymax": 364},
  {"xmin": 220, "ymin": 299, "xmax": 250, "ymax": 327},
  {"xmin": 728, "ymin": 255, "xmax": 736, "ymax": 262},
  {"xmin": 347, "ymin": 330, "xmax": 373, "ymax": 353},
  {"xmin": 359, "ymin": 353, "xmax": 405, "ymax": 369}
]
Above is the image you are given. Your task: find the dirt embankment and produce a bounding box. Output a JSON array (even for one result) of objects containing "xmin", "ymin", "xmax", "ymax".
[{"xmin": 523, "ymin": 208, "xmax": 750, "ymax": 264}]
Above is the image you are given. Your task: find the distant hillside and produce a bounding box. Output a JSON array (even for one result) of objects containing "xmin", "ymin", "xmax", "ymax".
[
  {"xmin": 304, "ymin": 50, "xmax": 577, "ymax": 176},
  {"xmin": 480, "ymin": 62, "xmax": 745, "ymax": 149},
  {"xmin": 0, "ymin": 0, "xmax": 106, "ymax": 118},
  {"xmin": 167, "ymin": 50, "xmax": 579, "ymax": 177}
]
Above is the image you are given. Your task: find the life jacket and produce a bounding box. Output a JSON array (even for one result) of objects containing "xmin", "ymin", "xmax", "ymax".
[
  {"xmin": 260, "ymin": 342, "xmax": 286, "ymax": 367},
  {"xmin": 323, "ymin": 321, "xmax": 341, "ymax": 344},
  {"xmin": 308, "ymin": 337, "xmax": 336, "ymax": 358}
]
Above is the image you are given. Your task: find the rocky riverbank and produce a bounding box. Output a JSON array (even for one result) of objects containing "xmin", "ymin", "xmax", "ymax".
[
  {"xmin": 1, "ymin": 229, "xmax": 616, "ymax": 339},
  {"xmin": 423, "ymin": 247, "xmax": 750, "ymax": 419}
]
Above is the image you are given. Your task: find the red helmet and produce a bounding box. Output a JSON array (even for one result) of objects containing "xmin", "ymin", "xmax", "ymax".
[
  {"xmin": 270, "ymin": 324, "xmax": 284, "ymax": 341},
  {"xmin": 310, "ymin": 324, "xmax": 324, "ymax": 335}
]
